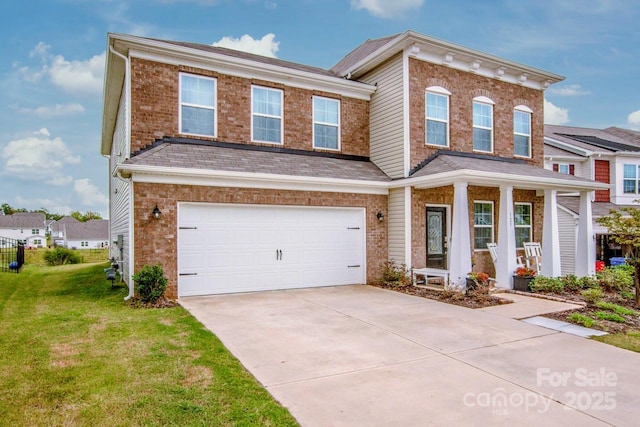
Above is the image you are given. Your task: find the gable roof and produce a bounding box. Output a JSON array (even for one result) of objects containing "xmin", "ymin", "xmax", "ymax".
[
  {"xmin": 331, "ymin": 34, "xmax": 399, "ymax": 76},
  {"xmin": 50, "ymin": 216, "xmax": 79, "ymax": 234},
  {"xmin": 64, "ymin": 219, "xmax": 109, "ymax": 241},
  {"xmin": 0, "ymin": 212, "xmax": 45, "ymax": 229},
  {"xmin": 545, "ymin": 124, "xmax": 640, "ymax": 155}
]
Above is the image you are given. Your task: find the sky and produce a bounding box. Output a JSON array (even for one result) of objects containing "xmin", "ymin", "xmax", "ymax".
[{"xmin": 1, "ymin": 0, "xmax": 639, "ymax": 218}]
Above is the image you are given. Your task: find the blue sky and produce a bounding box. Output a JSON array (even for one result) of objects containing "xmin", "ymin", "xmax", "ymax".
[{"xmin": 1, "ymin": 0, "xmax": 638, "ymax": 218}]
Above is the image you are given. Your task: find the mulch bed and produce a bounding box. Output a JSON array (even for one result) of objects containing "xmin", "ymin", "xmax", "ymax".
[
  {"xmin": 374, "ymin": 283, "xmax": 512, "ymax": 309},
  {"xmin": 127, "ymin": 296, "xmax": 179, "ymax": 309}
]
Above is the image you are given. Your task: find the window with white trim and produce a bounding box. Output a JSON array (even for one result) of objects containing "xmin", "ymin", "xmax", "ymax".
[
  {"xmin": 425, "ymin": 88, "xmax": 449, "ymax": 147},
  {"xmin": 313, "ymin": 96, "xmax": 340, "ymax": 150},
  {"xmin": 514, "ymin": 107, "xmax": 532, "ymax": 158},
  {"xmin": 32, "ymin": 229, "xmax": 39, "ymax": 235},
  {"xmin": 558, "ymin": 163, "xmax": 570, "ymax": 175},
  {"xmin": 623, "ymin": 164, "xmax": 640, "ymax": 194},
  {"xmin": 473, "ymin": 98, "xmax": 493, "ymax": 152},
  {"xmin": 179, "ymin": 73, "xmax": 216, "ymax": 137},
  {"xmin": 515, "ymin": 203, "xmax": 532, "ymax": 248},
  {"xmin": 252, "ymin": 86, "xmax": 283, "ymax": 144},
  {"xmin": 473, "ymin": 201, "xmax": 494, "ymax": 250},
  {"xmin": 33, "ymin": 239, "xmax": 42, "ymax": 245}
]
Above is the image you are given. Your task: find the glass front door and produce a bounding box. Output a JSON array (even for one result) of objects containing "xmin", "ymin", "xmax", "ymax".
[{"xmin": 426, "ymin": 206, "xmax": 447, "ymax": 269}]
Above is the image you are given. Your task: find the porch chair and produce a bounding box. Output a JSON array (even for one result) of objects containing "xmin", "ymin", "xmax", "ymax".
[
  {"xmin": 486, "ymin": 243, "xmax": 525, "ymax": 271},
  {"xmin": 523, "ymin": 242, "xmax": 542, "ymax": 273}
]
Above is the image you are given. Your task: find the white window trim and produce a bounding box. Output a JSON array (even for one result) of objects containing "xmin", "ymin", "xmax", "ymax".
[
  {"xmin": 178, "ymin": 72, "xmax": 217, "ymax": 138},
  {"xmin": 514, "ymin": 202, "xmax": 532, "ymax": 248},
  {"xmin": 251, "ymin": 85, "xmax": 284, "ymax": 145},
  {"xmin": 473, "ymin": 200, "xmax": 494, "ymax": 251},
  {"xmin": 558, "ymin": 163, "xmax": 571, "ymax": 175},
  {"xmin": 514, "ymin": 109, "xmax": 532, "ymax": 158},
  {"xmin": 623, "ymin": 164, "xmax": 640, "ymax": 194},
  {"xmin": 425, "ymin": 90, "xmax": 450, "ymax": 148},
  {"xmin": 312, "ymin": 96, "xmax": 341, "ymax": 151},
  {"xmin": 472, "ymin": 99, "xmax": 494, "ymax": 153}
]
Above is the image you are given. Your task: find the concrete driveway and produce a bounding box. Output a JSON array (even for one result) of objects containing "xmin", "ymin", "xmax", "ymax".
[{"xmin": 180, "ymin": 285, "xmax": 639, "ymax": 426}]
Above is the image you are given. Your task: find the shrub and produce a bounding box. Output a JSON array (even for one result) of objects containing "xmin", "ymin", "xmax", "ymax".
[
  {"xmin": 132, "ymin": 263, "xmax": 168, "ymax": 303},
  {"xmin": 529, "ymin": 276, "xmax": 564, "ymax": 293},
  {"xmin": 568, "ymin": 313, "xmax": 596, "ymax": 328},
  {"xmin": 381, "ymin": 261, "xmax": 411, "ymax": 288},
  {"xmin": 43, "ymin": 247, "xmax": 81, "ymax": 266},
  {"xmin": 561, "ymin": 274, "xmax": 581, "ymax": 292},
  {"xmin": 594, "ymin": 301, "xmax": 639, "ymax": 316},
  {"xmin": 581, "ymin": 288, "xmax": 604, "ymax": 303},
  {"xmin": 577, "ymin": 276, "xmax": 600, "ymax": 289},
  {"xmin": 595, "ymin": 311, "xmax": 626, "ymax": 323},
  {"xmin": 597, "ymin": 266, "xmax": 633, "ymax": 291}
]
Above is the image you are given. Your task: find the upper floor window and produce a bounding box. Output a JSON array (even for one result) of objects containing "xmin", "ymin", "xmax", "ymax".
[
  {"xmin": 473, "ymin": 97, "xmax": 494, "ymax": 152},
  {"xmin": 32, "ymin": 229, "xmax": 39, "ymax": 235},
  {"xmin": 514, "ymin": 106, "xmax": 532, "ymax": 158},
  {"xmin": 252, "ymin": 86, "xmax": 283, "ymax": 144},
  {"xmin": 515, "ymin": 203, "xmax": 532, "ymax": 248},
  {"xmin": 425, "ymin": 87, "xmax": 450, "ymax": 147},
  {"xmin": 179, "ymin": 73, "xmax": 217, "ymax": 137},
  {"xmin": 313, "ymin": 96, "xmax": 340, "ymax": 150},
  {"xmin": 473, "ymin": 201, "xmax": 494, "ymax": 250},
  {"xmin": 623, "ymin": 164, "xmax": 640, "ymax": 194}
]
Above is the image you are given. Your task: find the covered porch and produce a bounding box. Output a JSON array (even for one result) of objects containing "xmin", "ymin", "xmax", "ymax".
[{"xmin": 390, "ymin": 152, "xmax": 609, "ymax": 289}]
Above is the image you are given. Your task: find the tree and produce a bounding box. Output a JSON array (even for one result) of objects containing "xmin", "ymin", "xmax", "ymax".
[
  {"xmin": 69, "ymin": 210, "xmax": 103, "ymax": 222},
  {"xmin": 598, "ymin": 207, "xmax": 640, "ymax": 306},
  {"xmin": 1, "ymin": 203, "xmax": 26, "ymax": 215}
]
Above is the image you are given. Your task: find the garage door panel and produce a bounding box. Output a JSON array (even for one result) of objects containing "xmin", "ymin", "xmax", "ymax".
[{"xmin": 178, "ymin": 204, "xmax": 365, "ymax": 296}]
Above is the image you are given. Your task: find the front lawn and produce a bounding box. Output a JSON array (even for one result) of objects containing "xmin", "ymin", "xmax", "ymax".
[{"xmin": 0, "ymin": 263, "xmax": 298, "ymax": 426}]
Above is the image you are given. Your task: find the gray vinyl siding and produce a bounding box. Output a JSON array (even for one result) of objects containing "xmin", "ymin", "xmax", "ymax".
[
  {"xmin": 109, "ymin": 87, "xmax": 131, "ymax": 284},
  {"xmin": 360, "ymin": 54, "xmax": 405, "ymax": 179},
  {"xmin": 388, "ymin": 187, "xmax": 406, "ymax": 264},
  {"xmin": 558, "ymin": 206, "xmax": 577, "ymax": 276}
]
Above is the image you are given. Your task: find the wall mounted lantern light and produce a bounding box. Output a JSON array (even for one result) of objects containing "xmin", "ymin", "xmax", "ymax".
[
  {"xmin": 376, "ymin": 211, "xmax": 384, "ymax": 222},
  {"xmin": 152, "ymin": 205, "xmax": 161, "ymax": 219}
]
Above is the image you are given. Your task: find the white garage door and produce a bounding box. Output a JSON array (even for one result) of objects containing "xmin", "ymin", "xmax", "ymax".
[{"xmin": 178, "ymin": 203, "xmax": 366, "ymax": 296}]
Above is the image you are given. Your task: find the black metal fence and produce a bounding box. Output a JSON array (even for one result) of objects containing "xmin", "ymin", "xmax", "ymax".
[{"xmin": 0, "ymin": 237, "xmax": 24, "ymax": 273}]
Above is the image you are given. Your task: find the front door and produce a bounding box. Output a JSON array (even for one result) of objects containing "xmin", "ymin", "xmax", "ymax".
[{"xmin": 426, "ymin": 206, "xmax": 447, "ymax": 269}]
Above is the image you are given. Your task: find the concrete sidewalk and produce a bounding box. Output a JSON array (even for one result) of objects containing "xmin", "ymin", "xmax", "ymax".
[{"xmin": 180, "ymin": 285, "xmax": 639, "ymax": 426}]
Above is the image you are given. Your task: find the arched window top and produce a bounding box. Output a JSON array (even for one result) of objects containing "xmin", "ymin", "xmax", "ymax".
[
  {"xmin": 473, "ymin": 95, "xmax": 494, "ymax": 105},
  {"xmin": 514, "ymin": 104, "xmax": 533, "ymax": 113},
  {"xmin": 426, "ymin": 85, "xmax": 451, "ymax": 96}
]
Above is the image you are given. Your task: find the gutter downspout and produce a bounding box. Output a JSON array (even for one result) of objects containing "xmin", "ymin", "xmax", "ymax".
[{"xmin": 109, "ymin": 44, "xmax": 135, "ymax": 301}]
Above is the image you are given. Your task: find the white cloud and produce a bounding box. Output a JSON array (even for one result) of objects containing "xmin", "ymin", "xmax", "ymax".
[
  {"xmin": 74, "ymin": 178, "xmax": 108, "ymax": 207},
  {"xmin": 21, "ymin": 43, "xmax": 105, "ymax": 95},
  {"xmin": 18, "ymin": 103, "xmax": 85, "ymax": 118},
  {"xmin": 544, "ymin": 99, "xmax": 570, "ymax": 125},
  {"xmin": 628, "ymin": 110, "xmax": 640, "ymax": 131},
  {"xmin": 14, "ymin": 196, "xmax": 73, "ymax": 217},
  {"xmin": 546, "ymin": 84, "xmax": 590, "ymax": 97},
  {"xmin": 212, "ymin": 33, "xmax": 279, "ymax": 58},
  {"xmin": 1, "ymin": 128, "xmax": 80, "ymax": 184},
  {"xmin": 350, "ymin": 0, "xmax": 424, "ymax": 18}
]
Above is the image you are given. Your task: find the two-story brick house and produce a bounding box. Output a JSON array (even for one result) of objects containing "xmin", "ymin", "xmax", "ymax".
[
  {"xmin": 544, "ymin": 124, "xmax": 640, "ymax": 273},
  {"xmin": 102, "ymin": 31, "xmax": 606, "ymax": 299}
]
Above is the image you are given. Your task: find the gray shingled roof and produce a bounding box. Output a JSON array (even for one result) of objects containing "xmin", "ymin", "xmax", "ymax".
[
  {"xmin": 410, "ymin": 152, "xmax": 595, "ymax": 184},
  {"xmin": 50, "ymin": 216, "xmax": 79, "ymax": 234},
  {"xmin": 331, "ymin": 34, "xmax": 399, "ymax": 76},
  {"xmin": 545, "ymin": 124, "xmax": 640, "ymax": 153},
  {"xmin": 544, "ymin": 144, "xmax": 586, "ymax": 159},
  {"xmin": 557, "ymin": 196, "xmax": 638, "ymax": 218},
  {"xmin": 0, "ymin": 212, "xmax": 46, "ymax": 229},
  {"xmin": 126, "ymin": 141, "xmax": 391, "ymax": 182},
  {"xmin": 65, "ymin": 220, "xmax": 109, "ymax": 240}
]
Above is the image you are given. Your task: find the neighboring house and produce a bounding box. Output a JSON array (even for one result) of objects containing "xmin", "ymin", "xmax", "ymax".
[
  {"xmin": 544, "ymin": 124, "xmax": 640, "ymax": 274},
  {"xmin": 102, "ymin": 31, "xmax": 605, "ymax": 299},
  {"xmin": 49, "ymin": 216, "xmax": 80, "ymax": 247},
  {"xmin": 0, "ymin": 212, "xmax": 47, "ymax": 248},
  {"xmin": 64, "ymin": 219, "xmax": 110, "ymax": 249}
]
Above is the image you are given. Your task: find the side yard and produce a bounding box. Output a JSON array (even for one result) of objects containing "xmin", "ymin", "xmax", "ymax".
[{"xmin": 0, "ymin": 263, "xmax": 298, "ymax": 426}]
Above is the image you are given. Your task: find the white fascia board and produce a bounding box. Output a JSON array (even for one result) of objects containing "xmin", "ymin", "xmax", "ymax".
[
  {"xmin": 101, "ymin": 40, "xmax": 127, "ymax": 155},
  {"xmin": 110, "ymin": 33, "xmax": 376, "ymax": 100},
  {"xmin": 344, "ymin": 30, "xmax": 564, "ymax": 90},
  {"xmin": 391, "ymin": 169, "xmax": 610, "ymax": 192},
  {"xmin": 117, "ymin": 164, "xmax": 389, "ymax": 195},
  {"xmin": 544, "ymin": 137, "xmax": 593, "ymax": 157}
]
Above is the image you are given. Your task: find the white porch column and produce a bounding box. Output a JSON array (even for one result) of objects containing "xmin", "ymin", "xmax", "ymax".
[
  {"xmin": 541, "ymin": 189, "xmax": 562, "ymax": 277},
  {"xmin": 449, "ymin": 181, "xmax": 472, "ymax": 288},
  {"xmin": 496, "ymin": 185, "xmax": 517, "ymax": 288},
  {"xmin": 575, "ymin": 191, "xmax": 596, "ymax": 276}
]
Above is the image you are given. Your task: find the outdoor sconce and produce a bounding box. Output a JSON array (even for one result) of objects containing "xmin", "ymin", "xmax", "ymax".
[
  {"xmin": 152, "ymin": 205, "xmax": 161, "ymax": 219},
  {"xmin": 376, "ymin": 211, "xmax": 384, "ymax": 222}
]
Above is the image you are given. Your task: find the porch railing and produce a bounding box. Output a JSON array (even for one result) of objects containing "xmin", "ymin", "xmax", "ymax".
[{"xmin": 0, "ymin": 236, "xmax": 25, "ymax": 273}]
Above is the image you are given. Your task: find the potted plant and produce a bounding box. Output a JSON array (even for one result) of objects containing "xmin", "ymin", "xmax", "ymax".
[
  {"xmin": 466, "ymin": 271, "xmax": 490, "ymax": 291},
  {"xmin": 513, "ymin": 266, "xmax": 537, "ymax": 292}
]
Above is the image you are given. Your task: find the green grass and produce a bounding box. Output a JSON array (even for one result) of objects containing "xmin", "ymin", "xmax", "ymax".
[
  {"xmin": 595, "ymin": 311, "xmax": 627, "ymax": 323},
  {"xmin": 25, "ymin": 247, "xmax": 110, "ymax": 266},
  {"xmin": 594, "ymin": 301, "xmax": 640, "ymax": 316},
  {"xmin": 567, "ymin": 313, "xmax": 597, "ymax": 328},
  {"xmin": 593, "ymin": 330, "xmax": 640, "ymax": 352},
  {"xmin": 0, "ymin": 263, "xmax": 298, "ymax": 426}
]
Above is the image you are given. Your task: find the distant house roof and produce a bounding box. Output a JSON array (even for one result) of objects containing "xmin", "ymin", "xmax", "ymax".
[
  {"xmin": 0, "ymin": 212, "xmax": 46, "ymax": 229},
  {"xmin": 50, "ymin": 216, "xmax": 80, "ymax": 235},
  {"xmin": 123, "ymin": 138, "xmax": 391, "ymax": 183},
  {"xmin": 65, "ymin": 220, "xmax": 109, "ymax": 241},
  {"xmin": 545, "ymin": 125, "xmax": 640, "ymax": 155},
  {"xmin": 558, "ymin": 195, "xmax": 637, "ymax": 218}
]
